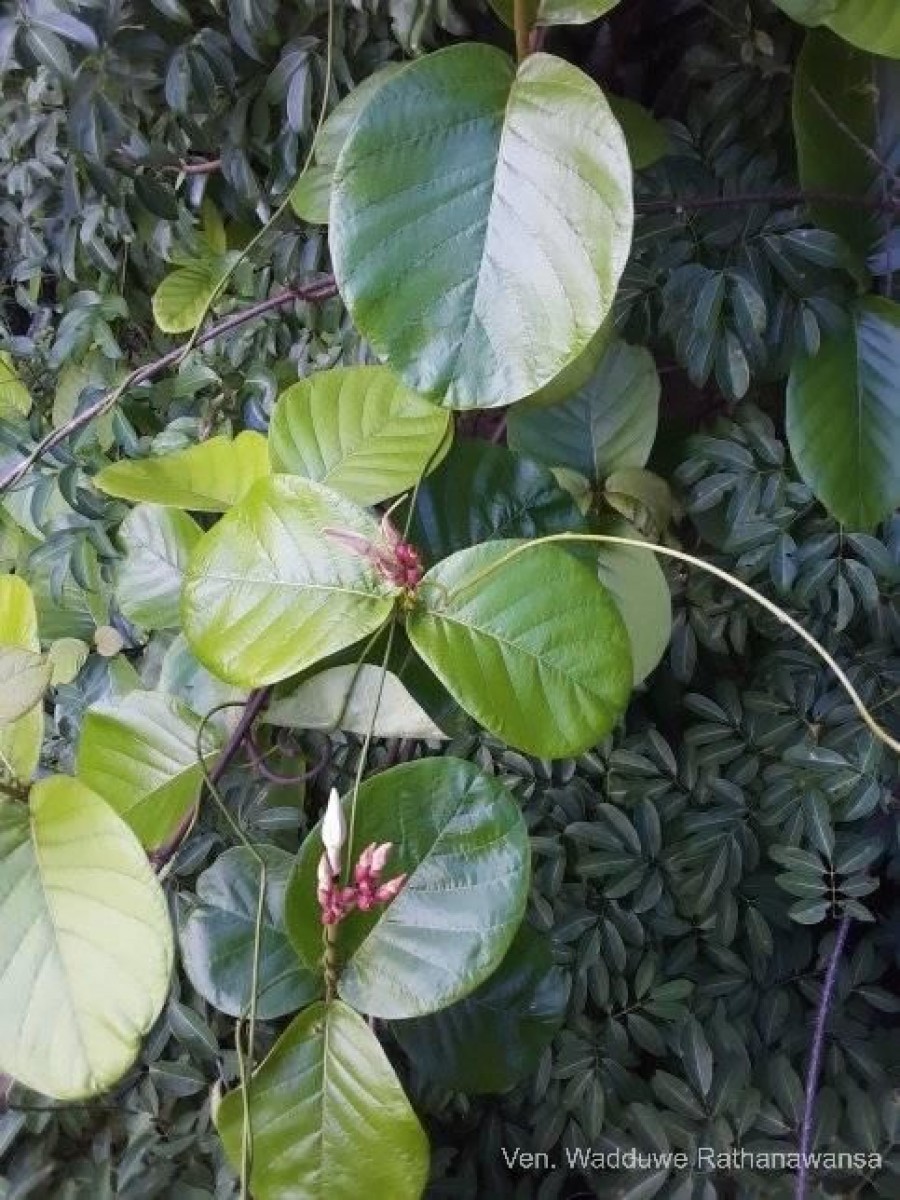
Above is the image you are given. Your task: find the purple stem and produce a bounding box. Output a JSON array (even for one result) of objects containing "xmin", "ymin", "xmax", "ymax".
[
  {"xmin": 796, "ymin": 914, "xmax": 852, "ymax": 1200},
  {"xmin": 210, "ymin": 688, "xmax": 271, "ymax": 785}
]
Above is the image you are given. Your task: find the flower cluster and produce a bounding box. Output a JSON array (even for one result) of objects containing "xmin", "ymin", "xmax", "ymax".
[
  {"xmin": 324, "ymin": 514, "xmax": 423, "ymax": 590},
  {"xmin": 317, "ymin": 789, "xmax": 407, "ymax": 926}
]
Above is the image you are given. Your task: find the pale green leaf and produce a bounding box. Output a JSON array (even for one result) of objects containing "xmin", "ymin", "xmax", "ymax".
[
  {"xmin": 331, "ymin": 46, "xmax": 633, "ymax": 409},
  {"xmin": 0, "ymin": 647, "xmax": 50, "ymax": 726},
  {"xmin": 0, "ymin": 353, "xmax": 32, "ymax": 418},
  {"xmin": 269, "ymin": 366, "xmax": 450, "ymax": 505},
  {"xmin": 116, "ymin": 504, "xmax": 202, "ymax": 629},
  {"xmin": 76, "ymin": 691, "xmax": 222, "ymax": 850},
  {"xmin": 265, "ymin": 664, "xmax": 447, "ymax": 739},
  {"xmin": 94, "ymin": 432, "xmax": 270, "ymax": 512},
  {"xmin": 407, "ymin": 541, "xmax": 632, "ymax": 756},
  {"xmin": 0, "ymin": 576, "xmax": 42, "ymax": 783},
  {"xmin": 595, "ymin": 519, "xmax": 672, "ymax": 686},
  {"xmin": 216, "ymin": 1000, "xmax": 429, "ymax": 1200},
  {"xmin": 0, "ymin": 776, "xmax": 173, "ymax": 1099},
  {"xmin": 183, "ymin": 476, "xmax": 397, "ymax": 687},
  {"xmin": 152, "ymin": 259, "xmax": 221, "ymax": 333}
]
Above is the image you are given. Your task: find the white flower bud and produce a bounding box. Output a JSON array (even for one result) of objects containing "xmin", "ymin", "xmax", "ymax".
[{"xmin": 321, "ymin": 787, "xmax": 346, "ymax": 875}]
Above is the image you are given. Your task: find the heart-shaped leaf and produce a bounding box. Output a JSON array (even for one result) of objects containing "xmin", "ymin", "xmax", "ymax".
[
  {"xmin": 0, "ymin": 776, "xmax": 173, "ymax": 1099},
  {"xmin": 116, "ymin": 504, "xmax": 202, "ymax": 629},
  {"xmin": 507, "ymin": 339, "xmax": 659, "ymax": 482},
  {"xmin": 788, "ymin": 0, "xmax": 900, "ymax": 57},
  {"xmin": 786, "ymin": 297, "xmax": 900, "ymax": 530},
  {"xmin": 406, "ymin": 440, "xmax": 587, "ymax": 565},
  {"xmin": 331, "ymin": 45, "xmax": 632, "ymax": 409},
  {"xmin": 490, "ymin": 0, "xmax": 621, "ymax": 28},
  {"xmin": 407, "ymin": 542, "xmax": 632, "ymax": 756},
  {"xmin": 0, "ymin": 576, "xmax": 42, "ymax": 783},
  {"xmin": 269, "ymin": 366, "xmax": 450, "ymax": 505},
  {"xmin": 94, "ymin": 432, "xmax": 270, "ymax": 512},
  {"xmin": 216, "ymin": 1000, "xmax": 428, "ymax": 1200},
  {"xmin": 183, "ymin": 476, "xmax": 397, "ymax": 687},
  {"xmin": 287, "ymin": 757, "xmax": 530, "ymax": 1017},
  {"xmin": 179, "ymin": 846, "xmax": 319, "ymax": 1019},
  {"xmin": 391, "ymin": 924, "xmax": 569, "ymax": 1093},
  {"xmin": 76, "ymin": 691, "xmax": 222, "ymax": 850}
]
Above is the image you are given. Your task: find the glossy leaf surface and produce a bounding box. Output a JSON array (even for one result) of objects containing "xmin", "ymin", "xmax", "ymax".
[
  {"xmin": 287, "ymin": 757, "xmax": 530, "ymax": 1017},
  {"xmin": 116, "ymin": 504, "xmax": 202, "ymax": 629},
  {"xmin": 216, "ymin": 1000, "xmax": 429, "ymax": 1200},
  {"xmin": 786, "ymin": 297, "xmax": 900, "ymax": 529},
  {"xmin": 392, "ymin": 924, "xmax": 569, "ymax": 1093},
  {"xmin": 179, "ymin": 846, "xmax": 319, "ymax": 1019},
  {"xmin": 77, "ymin": 691, "xmax": 221, "ymax": 850},
  {"xmin": 94, "ymin": 432, "xmax": 270, "ymax": 512},
  {"xmin": 183, "ymin": 476, "xmax": 397, "ymax": 687},
  {"xmin": 0, "ymin": 576, "xmax": 42, "ymax": 782},
  {"xmin": 331, "ymin": 46, "xmax": 633, "ymax": 408},
  {"xmin": 407, "ymin": 542, "xmax": 632, "ymax": 756},
  {"xmin": 269, "ymin": 366, "xmax": 450, "ymax": 505}
]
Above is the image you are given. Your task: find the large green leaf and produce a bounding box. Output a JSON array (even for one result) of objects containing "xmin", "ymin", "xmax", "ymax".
[
  {"xmin": 0, "ymin": 776, "xmax": 173, "ymax": 1100},
  {"xmin": 0, "ymin": 576, "xmax": 42, "ymax": 783},
  {"xmin": 183, "ymin": 476, "xmax": 397, "ymax": 687},
  {"xmin": 116, "ymin": 504, "xmax": 202, "ymax": 630},
  {"xmin": 76, "ymin": 691, "xmax": 222, "ymax": 850},
  {"xmin": 330, "ymin": 45, "xmax": 633, "ymax": 409},
  {"xmin": 407, "ymin": 542, "xmax": 632, "ymax": 756},
  {"xmin": 287, "ymin": 757, "xmax": 530, "ymax": 1017},
  {"xmin": 793, "ymin": 31, "xmax": 898, "ymax": 254},
  {"xmin": 216, "ymin": 1000, "xmax": 428, "ymax": 1200},
  {"xmin": 391, "ymin": 924, "xmax": 568, "ymax": 1093},
  {"xmin": 291, "ymin": 65, "xmax": 406, "ymax": 225},
  {"xmin": 594, "ymin": 519, "xmax": 672, "ymax": 686},
  {"xmin": 269, "ymin": 366, "xmax": 450, "ymax": 505},
  {"xmin": 179, "ymin": 846, "xmax": 319, "ymax": 1019},
  {"xmin": 265, "ymin": 664, "xmax": 448, "ymax": 739},
  {"xmin": 94, "ymin": 432, "xmax": 270, "ymax": 512},
  {"xmin": 507, "ymin": 339, "xmax": 659, "ymax": 482},
  {"xmin": 407, "ymin": 440, "xmax": 587, "ymax": 565},
  {"xmin": 786, "ymin": 297, "xmax": 900, "ymax": 530}
]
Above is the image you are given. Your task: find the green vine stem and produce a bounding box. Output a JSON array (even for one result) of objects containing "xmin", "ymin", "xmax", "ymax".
[
  {"xmin": 513, "ymin": 0, "xmax": 533, "ymax": 64},
  {"xmin": 448, "ymin": 532, "xmax": 900, "ymax": 758}
]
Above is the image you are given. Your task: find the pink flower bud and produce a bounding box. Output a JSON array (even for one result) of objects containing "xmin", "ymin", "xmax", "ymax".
[
  {"xmin": 374, "ymin": 874, "xmax": 407, "ymax": 905},
  {"xmin": 370, "ymin": 842, "xmax": 393, "ymax": 875}
]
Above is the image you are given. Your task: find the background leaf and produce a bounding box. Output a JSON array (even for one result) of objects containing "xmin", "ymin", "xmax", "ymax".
[
  {"xmin": 506, "ymin": 340, "xmax": 659, "ymax": 483},
  {"xmin": 595, "ymin": 519, "xmax": 672, "ymax": 685},
  {"xmin": 0, "ymin": 776, "xmax": 173, "ymax": 1099},
  {"xmin": 0, "ymin": 576, "xmax": 42, "ymax": 783},
  {"xmin": 407, "ymin": 439, "xmax": 588, "ymax": 564},
  {"xmin": 0, "ymin": 647, "xmax": 50, "ymax": 725},
  {"xmin": 269, "ymin": 365, "xmax": 450, "ymax": 505},
  {"xmin": 183, "ymin": 476, "xmax": 397, "ymax": 687},
  {"xmin": 287, "ymin": 757, "xmax": 530, "ymax": 1017},
  {"xmin": 331, "ymin": 45, "xmax": 633, "ymax": 408}
]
